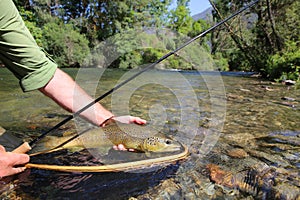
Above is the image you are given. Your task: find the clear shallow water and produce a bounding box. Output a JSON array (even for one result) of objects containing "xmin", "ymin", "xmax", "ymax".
[{"xmin": 0, "ymin": 68, "xmax": 299, "ymax": 199}]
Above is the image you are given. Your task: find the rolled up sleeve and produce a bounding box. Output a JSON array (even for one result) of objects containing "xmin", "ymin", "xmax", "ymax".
[{"xmin": 0, "ymin": 0, "xmax": 57, "ymax": 92}]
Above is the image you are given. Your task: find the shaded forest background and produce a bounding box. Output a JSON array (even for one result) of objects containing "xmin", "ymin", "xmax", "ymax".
[{"xmin": 13, "ymin": 0, "xmax": 299, "ymax": 82}]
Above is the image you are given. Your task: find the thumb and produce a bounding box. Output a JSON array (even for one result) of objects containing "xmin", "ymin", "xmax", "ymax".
[
  {"xmin": 0, "ymin": 145, "xmax": 6, "ymax": 152},
  {"xmin": 5, "ymin": 166, "xmax": 27, "ymax": 177},
  {"xmin": 9, "ymin": 153, "xmax": 30, "ymax": 166}
]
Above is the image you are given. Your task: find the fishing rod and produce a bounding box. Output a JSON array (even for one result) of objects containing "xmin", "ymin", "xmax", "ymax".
[{"xmin": 13, "ymin": 0, "xmax": 259, "ymax": 154}]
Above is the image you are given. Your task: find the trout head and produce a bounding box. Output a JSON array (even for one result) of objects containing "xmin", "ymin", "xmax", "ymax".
[{"xmin": 142, "ymin": 136, "xmax": 182, "ymax": 152}]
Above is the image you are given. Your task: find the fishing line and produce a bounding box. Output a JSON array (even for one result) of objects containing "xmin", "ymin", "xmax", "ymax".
[{"xmin": 13, "ymin": 0, "xmax": 259, "ymax": 153}]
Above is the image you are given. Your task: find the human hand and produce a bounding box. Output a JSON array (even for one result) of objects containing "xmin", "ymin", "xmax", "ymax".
[
  {"xmin": 0, "ymin": 145, "xmax": 30, "ymax": 178},
  {"xmin": 113, "ymin": 144, "xmax": 135, "ymax": 152},
  {"xmin": 111, "ymin": 115, "xmax": 146, "ymax": 151},
  {"xmin": 113, "ymin": 115, "xmax": 147, "ymax": 125}
]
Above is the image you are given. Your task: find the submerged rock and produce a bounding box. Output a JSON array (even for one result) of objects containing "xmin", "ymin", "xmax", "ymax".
[
  {"xmin": 278, "ymin": 101, "xmax": 297, "ymax": 108},
  {"xmin": 281, "ymin": 97, "xmax": 296, "ymax": 101},
  {"xmin": 206, "ymin": 164, "xmax": 235, "ymax": 188},
  {"xmin": 227, "ymin": 148, "xmax": 249, "ymax": 158},
  {"xmin": 206, "ymin": 163, "xmax": 300, "ymax": 200},
  {"xmin": 206, "ymin": 163, "xmax": 279, "ymax": 199},
  {"xmin": 283, "ymin": 80, "xmax": 296, "ymax": 85}
]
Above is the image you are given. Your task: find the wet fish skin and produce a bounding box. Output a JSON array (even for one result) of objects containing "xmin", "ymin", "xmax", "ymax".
[{"xmin": 34, "ymin": 122, "xmax": 182, "ymax": 153}]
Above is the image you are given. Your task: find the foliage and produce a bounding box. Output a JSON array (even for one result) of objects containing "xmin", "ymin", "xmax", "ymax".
[
  {"xmin": 118, "ymin": 51, "xmax": 143, "ymax": 69},
  {"xmin": 266, "ymin": 42, "xmax": 300, "ymax": 81},
  {"xmin": 209, "ymin": 0, "xmax": 300, "ymax": 81},
  {"xmin": 18, "ymin": 7, "xmax": 43, "ymax": 46},
  {"xmin": 15, "ymin": 1, "xmax": 90, "ymax": 67},
  {"xmin": 13, "ymin": 0, "xmax": 300, "ymax": 82},
  {"xmin": 41, "ymin": 18, "xmax": 90, "ymax": 67},
  {"xmin": 168, "ymin": 0, "xmax": 210, "ymax": 40},
  {"xmin": 168, "ymin": 4, "xmax": 193, "ymax": 35},
  {"xmin": 213, "ymin": 52, "xmax": 229, "ymax": 71},
  {"xmin": 42, "ymin": 0, "xmax": 172, "ymax": 41}
]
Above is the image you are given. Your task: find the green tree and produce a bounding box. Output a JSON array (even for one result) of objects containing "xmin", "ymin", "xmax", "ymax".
[
  {"xmin": 168, "ymin": 2, "xmax": 193, "ymax": 35},
  {"xmin": 13, "ymin": 0, "xmax": 31, "ymax": 10},
  {"xmin": 32, "ymin": 0, "xmax": 174, "ymax": 69},
  {"xmin": 41, "ymin": 0, "xmax": 171, "ymax": 41},
  {"xmin": 41, "ymin": 17, "xmax": 90, "ymax": 67},
  {"xmin": 18, "ymin": 7, "xmax": 43, "ymax": 46},
  {"xmin": 209, "ymin": 0, "xmax": 300, "ymax": 81},
  {"xmin": 15, "ymin": 0, "xmax": 91, "ymax": 67}
]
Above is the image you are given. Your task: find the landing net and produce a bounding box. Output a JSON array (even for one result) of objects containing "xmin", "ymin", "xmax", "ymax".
[{"xmin": 26, "ymin": 144, "xmax": 189, "ymax": 173}]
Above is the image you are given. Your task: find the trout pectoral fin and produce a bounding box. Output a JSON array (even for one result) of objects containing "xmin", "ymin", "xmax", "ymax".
[
  {"xmin": 91, "ymin": 146, "xmax": 111, "ymax": 156},
  {"xmin": 145, "ymin": 151, "xmax": 152, "ymax": 158},
  {"xmin": 67, "ymin": 146, "xmax": 85, "ymax": 153}
]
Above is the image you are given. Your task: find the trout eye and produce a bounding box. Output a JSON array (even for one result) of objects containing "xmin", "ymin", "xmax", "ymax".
[{"xmin": 165, "ymin": 139, "xmax": 172, "ymax": 145}]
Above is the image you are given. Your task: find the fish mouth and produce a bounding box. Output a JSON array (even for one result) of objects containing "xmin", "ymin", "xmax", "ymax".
[
  {"xmin": 168, "ymin": 145, "xmax": 182, "ymax": 151},
  {"xmin": 158, "ymin": 143, "xmax": 183, "ymax": 152}
]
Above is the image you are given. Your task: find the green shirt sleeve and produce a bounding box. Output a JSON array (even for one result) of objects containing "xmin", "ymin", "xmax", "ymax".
[{"xmin": 0, "ymin": 0, "xmax": 57, "ymax": 92}]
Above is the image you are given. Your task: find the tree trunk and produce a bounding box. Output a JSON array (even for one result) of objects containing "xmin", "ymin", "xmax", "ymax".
[
  {"xmin": 208, "ymin": 0, "xmax": 258, "ymax": 67},
  {"xmin": 266, "ymin": 0, "xmax": 282, "ymax": 51}
]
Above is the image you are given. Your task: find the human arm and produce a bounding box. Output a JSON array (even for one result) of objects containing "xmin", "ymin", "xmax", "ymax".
[
  {"xmin": 0, "ymin": 0, "xmax": 145, "ymax": 178},
  {"xmin": 1, "ymin": 0, "xmax": 146, "ymax": 126},
  {"xmin": 39, "ymin": 69, "xmax": 146, "ymax": 151},
  {"xmin": 39, "ymin": 68, "xmax": 113, "ymax": 126},
  {"xmin": 39, "ymin": 68, "xmax": 147, "ymax": 126}
]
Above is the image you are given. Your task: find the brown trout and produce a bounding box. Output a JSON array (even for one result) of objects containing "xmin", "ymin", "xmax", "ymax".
[{"xmin": 32, "ymin": 122, "xmax": 182, "ymax": 154}]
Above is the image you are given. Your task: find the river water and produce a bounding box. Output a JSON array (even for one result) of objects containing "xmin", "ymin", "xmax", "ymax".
[{"xmin": 0, "ymin": 68, "xmax": 299, "ymax": 200}]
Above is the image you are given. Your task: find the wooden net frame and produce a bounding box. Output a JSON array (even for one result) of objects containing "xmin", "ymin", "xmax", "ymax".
[{"xmin": 25, "ymin": 145, "xmax": 189, "ymax": 172}]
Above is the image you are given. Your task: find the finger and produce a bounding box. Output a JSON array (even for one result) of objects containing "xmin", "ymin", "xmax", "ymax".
[
  {"xmin": 128, "ymin": 148, "xmax": 135, "ymax": 152},
  {"xmin": 113, "ymin": 145, "xmax": 126, "ymax": 151},
  {"xmin": 112, "ymin": 116, "xmax": 128, "ymax": 124},
  {"xmin": 0, "ymin": 145, "xmax": 6, "ymax": 152},
  {"xmin": 117, "ymin": 144, "xmax": 127, "ymax": 151},
  {"xmin": 113, "ymin": 144, "xmax": 135, "ymax": 152},
  {"xmin": 6, "ymin": 166, "xmax": 27, "ymax": 177},
  {"xmin": 131, "ymin": 117, "xmax": 147, "ymax": 125},
  {"xmin": 8, "ymin": 153, "xmax": 30, "ymax": 166},
  {"xmin": 118, "ymin": 144, "xmax": 135, "ymax": 152}
]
